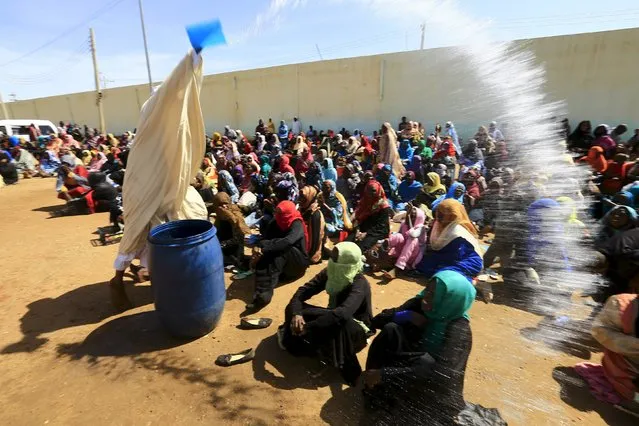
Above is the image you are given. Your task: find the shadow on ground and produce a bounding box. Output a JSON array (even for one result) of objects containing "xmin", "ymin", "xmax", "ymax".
[
  {"xmin": 226, "ymin": 276, "xmax": 253, "ymax": 304},
  {"xmin": 320, "ymin": 384, "xmax": 366, "ymax": 426},
  {"xmin": 253, "ymin": 334, "xmax": 366, "ymax": 424},
  {"xmin": 31, "ymin": 204, "xmax": 66, "ymax": 213},
  {"xmin": 54, "ymin": 310, "xmax": 283, "ymax": 424},
  {"xmin": 488, "ymin": 275, "xmax": 549, "ymax": 316},
  {"xmin": 520, "ymin": 317, "xmax": 601, "ymax": 360},
  {"xmin": 56, "ymin": 311, "xmax": 190, "ymax": 358},
  {"xmin": 552, "ymin": 366, "xmax": 637, "ymax": 425},
  {"xmin": 1, "ymin": 280, "xmax": 153, "ymax": 354},
  {"xmin": 252, "ymin": 334, "xmax": 339, "ymax": 390}
]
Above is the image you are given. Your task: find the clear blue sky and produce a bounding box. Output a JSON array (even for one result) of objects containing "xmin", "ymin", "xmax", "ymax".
[{"xmin": 1, "ymin": 0, "xmax": 637, "ymax": 100}]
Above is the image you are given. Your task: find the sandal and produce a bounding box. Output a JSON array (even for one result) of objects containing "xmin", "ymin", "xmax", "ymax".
[
  {"xmin": 239, "ymin": 317, "xmax": 273, "ymax": 330},
  {"xmin": 215, "ymin": 348, "xmax": 255, "ymax": 367}
]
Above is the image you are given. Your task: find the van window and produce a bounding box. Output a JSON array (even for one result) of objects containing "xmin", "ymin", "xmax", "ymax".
[
  {"xmin": 12, "ymin": 126, "xmax": 30, "ymax": 136},
  {"xmin": 0, "ymin": 125, "xmax": 6, "ymax": 135},
  {"xmin": 39, "ymin": 126, "xmax": 55, "ymax": 135}
]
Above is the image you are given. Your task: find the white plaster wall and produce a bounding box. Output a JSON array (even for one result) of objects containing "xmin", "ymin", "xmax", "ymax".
[{"xmin": 6, "ymin": 28, "xmax": 638, "ymax": 139}]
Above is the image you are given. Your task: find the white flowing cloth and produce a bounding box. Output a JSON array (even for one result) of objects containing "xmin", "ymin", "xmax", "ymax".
[
  {"xmin": 114, "ymin": 51, "xmax": 208, "ymax": 271},
  {"xmin": 378, "ymin": 122, "xmax": 405, "ymax": 178}
]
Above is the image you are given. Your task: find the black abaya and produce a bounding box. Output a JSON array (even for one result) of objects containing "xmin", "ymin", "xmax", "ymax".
[
  {"xmin": 365, "ymin": 298, "xmax": 472, "ymax": 425},
  {"xmin": 347, "ymin": 207, "xmax": 392, "ymax": 251},
  {"xmin": 253, "ymin": 220, "xmax": 309, "ymax": 305},
  {"xmin": 282, "ymin": 270, "xmax": 373, "ymax": 385}
]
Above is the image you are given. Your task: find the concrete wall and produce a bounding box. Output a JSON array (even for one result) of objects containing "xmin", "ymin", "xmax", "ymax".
[{"xmin": 6, "ymin": 28, "xmax": 639, "ymax": 138}]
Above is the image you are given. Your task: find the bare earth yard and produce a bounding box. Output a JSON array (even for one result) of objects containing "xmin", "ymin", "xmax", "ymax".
[{"xmin": 0, "ymin": 178, "xmax": 635, "ymax": 425}]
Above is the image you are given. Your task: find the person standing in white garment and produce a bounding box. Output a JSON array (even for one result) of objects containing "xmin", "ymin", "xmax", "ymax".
[
  {"xmin": 445, "ymin": 121, "xmax": 462, "ymax": 155},
  {"xmin": 292, "ymin": 117, "xmax": 302, "ymax": 135},
  {"xmin": 489, "ymin": 121, "xmax": 505, "ymax": 142},
  {"xmin": 109, "ymin": 50, "xmax": 208, "ymax": 310}
]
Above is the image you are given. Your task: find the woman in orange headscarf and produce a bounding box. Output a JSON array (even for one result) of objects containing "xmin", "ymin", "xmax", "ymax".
[
  {"xmin": 580, "ymin": 146, "xmax": 608, "ymax": 173},
  {"xmin": 416, "ymin": 199, "xmax": 483, "ymax": 281}
]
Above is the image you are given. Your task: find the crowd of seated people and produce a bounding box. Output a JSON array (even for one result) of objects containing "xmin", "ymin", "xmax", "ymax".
[{"xmin": 4, "ymin": 115, "xmax": 639, "ymax": 421}]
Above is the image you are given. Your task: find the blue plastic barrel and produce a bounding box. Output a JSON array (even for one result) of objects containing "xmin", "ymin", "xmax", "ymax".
[{"xmin": 148, "ymin": 219, "xmax": 225, "ymax": 338}]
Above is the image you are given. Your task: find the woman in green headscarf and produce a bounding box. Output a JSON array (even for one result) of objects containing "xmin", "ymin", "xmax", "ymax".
[
  {"xmin": 414, "ymin": 139, "xmax": 428, "ymax": 157},
  {"xmin": 362, "ymin": 270, "xmax": 476, "ymax": 424},
  {"xmin": 280, "ymin": 242, "xmax": 374, "ymax": 385},
  {"xmin": 259, "ymin": 154, "xmax": 271, "ymax": 179}
]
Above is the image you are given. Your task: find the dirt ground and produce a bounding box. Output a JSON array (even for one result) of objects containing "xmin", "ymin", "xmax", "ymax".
[{"xmin": 0, "ymin": 178, "xmax": 635, "ymax": 425}]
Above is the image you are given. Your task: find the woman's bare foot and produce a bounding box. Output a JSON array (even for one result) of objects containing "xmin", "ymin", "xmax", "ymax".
[{"xmin": 109, "ymin": 274, "xmax": 133, "ymax": 311}]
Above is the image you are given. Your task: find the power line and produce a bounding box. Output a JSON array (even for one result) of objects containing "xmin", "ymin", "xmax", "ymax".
[
  {"xmin": 0, "ymin": 0, "xmax": 129, "ymax": 68},
  {"xmin": 0, "ymin": 39, "xmax": 92, "ymax": 85}
]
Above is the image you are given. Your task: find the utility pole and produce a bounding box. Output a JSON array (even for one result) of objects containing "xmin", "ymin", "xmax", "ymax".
[
  {"xmin": 0, "ymin": 91, "xmax": 9, "ymax": 120},
  {"xmin": 420, "ymin": 23, "xmax": 425, "ymax": 50},
  {"xmin": 89, "ymin": 28, "xmax": 106, "ymax": 134},
  {"xmin": 138, "ymin": 0, "xmax": 153, "ymax": 94}
]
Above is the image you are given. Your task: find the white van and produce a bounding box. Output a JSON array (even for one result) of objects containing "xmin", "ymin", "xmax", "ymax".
[{"xmin": 0, "ymin": 119, "xmax": 58, "ymax": 142}]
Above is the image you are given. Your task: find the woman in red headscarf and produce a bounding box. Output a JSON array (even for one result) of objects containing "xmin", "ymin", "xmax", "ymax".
[
  {"xmin": 248, "ymin": 200, "xmax": 310, "ymax": 311},
  {"xmin": 433, "ymin": 139, "xmax": 456, "ymax": 161},
  {"xmin": 600, "ymin": 153, "xmax": 632, "ymax": 195},
  {"xmin": 346, "ymin": 180, "xmax": 392, "ymax": 251},
  {"xmin": 279, "ymin": 155, "xmax": 295, "ymax": 174}
]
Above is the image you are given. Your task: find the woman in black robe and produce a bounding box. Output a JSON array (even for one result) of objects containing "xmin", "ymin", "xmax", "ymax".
[
  {"xmin": 567, "ymin": 120, "xmax": 594, "ymax": 153},
  {"xmin": 346, "ymin": 179, "xmax": 392, "ymax": 252},
  {"xmin": 248, "ymin": 200, "xmax": 309, "ymax": 311},
  {"xmin": 279, "ymin": 242, "xmax": 373, "ymax": 385},
  {"xmin": 362, "ymin": 270, "xmax": 476, "ymax": 424}
]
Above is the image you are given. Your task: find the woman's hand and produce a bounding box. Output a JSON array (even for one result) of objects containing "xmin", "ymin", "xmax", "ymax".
[
  {"xmin": 291, "ymin": 315, "xmax": 306, "ymax": 336},
  {"xmin": 356, "ymin": 231, "xmax": 367, "ymax": 241},
  {"xmin": 361, "ymin": 369, "xmax": 382, "ymax": 388}
]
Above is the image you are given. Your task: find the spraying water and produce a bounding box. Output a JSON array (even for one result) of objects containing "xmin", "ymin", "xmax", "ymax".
[
  {"xmin": 241, "ymin": 0, "xmax": 604, "ymax": 419},
  {"xmin": 243, "ymin": 0, "xmax": 599, "ymax": 310}
]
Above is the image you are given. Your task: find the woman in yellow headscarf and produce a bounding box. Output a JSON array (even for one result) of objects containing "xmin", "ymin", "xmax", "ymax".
[
  {"xmin": 107, "ymin": 133, "xmax": 119, "ymax": 148},
  {"xmin": 416, "ymin": 199, "xmax": 482, "ymax": 280},
  {"xmin": 415, "ymin": 172, "xmax": 447, "ymax": 209}
]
